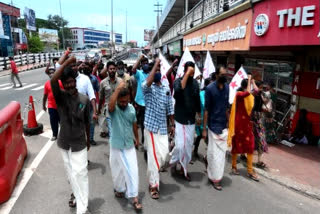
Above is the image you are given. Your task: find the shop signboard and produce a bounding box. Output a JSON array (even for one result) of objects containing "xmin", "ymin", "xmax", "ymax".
[
  {"xmin": 183, "ymin": 9, "xmax": 252, "ymax": 51},
  {"xmin": 251, "ymin": 0, "xmax": 320, "ymax": 47},
  {"xmin": 168, "ymin": 40, "xmax": 181, "ymax": 56},
  {"xmin": 39, "ymin": 28, "xmax": 58, "ymax": 43}
]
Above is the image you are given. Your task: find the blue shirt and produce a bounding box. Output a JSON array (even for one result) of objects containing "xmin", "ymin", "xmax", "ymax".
[
  {"xmin": 205, "ymin": 81, "xmax": 229, "ymax": 134},
  {"xmin": 134, "ymin": 69, "xmax": 149, "ymax": 106},
  {"xmin": 109, "ymin": 104, "xmax": 137, "ymax": 149},
  {"xmin": 89, "ymin": 74, "xmax": 99, "ymax": 93},
  {"xmin": 143, "ymin": 82, "xmax": 174, "ymax": 135}
]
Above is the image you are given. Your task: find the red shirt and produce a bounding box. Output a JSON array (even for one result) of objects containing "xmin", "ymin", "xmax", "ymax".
[
  {"xmin": 44, "ymin": 80, "xmax": 63, "ymax": 109},
  {"xmin": 10, "ymin": 60, "xmax": 18, "ymax": 74}
]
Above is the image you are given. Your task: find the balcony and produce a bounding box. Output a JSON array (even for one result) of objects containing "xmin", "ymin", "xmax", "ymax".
[{"xmin": 152, "ymin": 0, "xmax": 249, "ymax": 47}]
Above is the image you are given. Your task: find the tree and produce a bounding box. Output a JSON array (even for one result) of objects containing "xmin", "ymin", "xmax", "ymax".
[
  {"xmin": 28, "ymin": 36, "xmax": 44, "ymax": 53},
  {"xmin": 47, "ymin": 15, "xmax": 68, "ymax": 30}
]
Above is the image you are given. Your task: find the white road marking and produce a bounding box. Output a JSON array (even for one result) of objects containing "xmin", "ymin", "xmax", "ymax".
[
  {"xmin": 15, "ymin": 83, "xmax": 38, "ymax": 90},
  {"xmin": 36, "ymin": 110, "xmax": 45, "ymax": 121},
  {"xmin": 31, "ymin": 85, "xmax": 44, "ymax": 91},
  {"xmin": 0, "ymin": 83, "xmax": 10, "ymax": 87},
  {"xmin": 0, "ymin": 86, "xmax": 13, "ymax": 90},
  {"xmin": 0, "ymin": 111, "xmax": 50, "ymax": 214}
]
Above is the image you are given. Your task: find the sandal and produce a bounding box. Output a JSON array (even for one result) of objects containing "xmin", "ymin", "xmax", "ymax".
[
  {"xmin": 114, "ymin": 190, "xmax": 125, "ymax": 198},
  {"xmin": 231, "ymin": 168, "xmax": 240, "ymax": 175},
  {"xmin": 149, "ymin": 187, "xmax": 160, "ymax": 200},
  {"xmin": 212, "ymin": 182, "xmax": 222, "ymax": 191},
  {"xmin": 69, "ymin": 193, "xmax": 76, "ymax": 208},
  {"xmin": 248, "ymin": 173, "xmax": 260, "ymax": 182},
  {"xmin": 256, "ymin": 162, "xmax": 267, "ymax": 169},
  {"xmin": 132, "ymin": 201, "xmax": 143, "ymax": 210}
]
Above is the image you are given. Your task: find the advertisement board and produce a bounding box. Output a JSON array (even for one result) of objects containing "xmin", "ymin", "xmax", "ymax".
[
  {"xmin": 39, "ymin": 28, "xmax": 58, "ymax": 43},
  {"xmin": 144, "ymin": 29, "xmax": 155, "ymax": 41},
  {"xmin": 251, "ymin": 0, "xmax": 320, "ymax": 47},
  {"xmin": 24, "ymin": 7, "xmax": 36, "ymax": 31}
]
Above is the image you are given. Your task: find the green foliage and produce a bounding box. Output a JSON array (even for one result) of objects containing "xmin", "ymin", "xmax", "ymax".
[{"xmin": 28, "ymin": 36, "xmax": 44, "ymax": 53}]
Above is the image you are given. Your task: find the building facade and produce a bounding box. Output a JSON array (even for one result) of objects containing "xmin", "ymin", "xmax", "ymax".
[
  {"xmin": 68, "ymin": 27, "xmax": 122, "ymax": 49},
  {"xmin": 151, "ymin": 0, "xmax": 320, "ymax": 141},
  {"xmin": 0, "ymin": 2, "xmax": 26, "ymax": 57}
]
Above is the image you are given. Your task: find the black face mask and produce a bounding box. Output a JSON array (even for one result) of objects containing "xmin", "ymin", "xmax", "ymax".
[
  {"xmin": 142, "ymin": 64, "xmax": 149, "ymax": 73},
  {"xmin": 109, "ymin": 72, "xmax": 116, "ymax": 78},
  {"xmin": 218, "ymin": 75, "xmax": 227, "ymax": 84},
  {"xmin": 118, "ymin": 104, "xmax": 127, "ymax": 111}
]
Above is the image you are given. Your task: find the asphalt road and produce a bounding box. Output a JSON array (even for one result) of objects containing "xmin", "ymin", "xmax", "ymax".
[{"xmin": 0, "ymin": 68, "xmax": 319, "ymax": 214}]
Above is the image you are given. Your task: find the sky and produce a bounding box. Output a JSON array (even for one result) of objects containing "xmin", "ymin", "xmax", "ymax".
[{"xmin": 3, "ymin": 0, "xmax": 168, "ymax": 46}]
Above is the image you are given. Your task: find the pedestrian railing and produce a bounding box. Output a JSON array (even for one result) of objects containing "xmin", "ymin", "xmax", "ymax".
[
  {"xmin": 0, "ymin": 50, "xmax": 88, "ymax": 72},
  {"xmin": 153, "ymin": 0, "xmax": 248, "ymax": 47}
]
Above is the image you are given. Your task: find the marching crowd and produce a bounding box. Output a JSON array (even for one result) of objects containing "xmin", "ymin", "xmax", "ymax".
[{"xmin": 42, "ymin": 48, "xmax": 276, "ymax": 214}]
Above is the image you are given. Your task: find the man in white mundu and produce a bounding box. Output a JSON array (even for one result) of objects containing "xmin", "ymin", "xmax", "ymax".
[
  {"xmin": 203, "ymin": 66, "xmax": 230, "ymax": 191},
  {"xmin": 169, "ymin": 62, "xmax": 201, "ymax": 181},
  {"xmin": 143, "ymin": 59, "xmax": 175, "ymax": 199},
  {"xmin": 108, "ymin": 82, "xmax": 142, "ymax": 210}
]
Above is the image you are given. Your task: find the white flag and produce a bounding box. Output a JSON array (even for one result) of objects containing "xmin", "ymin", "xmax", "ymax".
[
  {"xmin": 203, "ymin": 51, "xmax": 215, "ymax": 79},
  {"xmin": 159, "ymin": 52, "xmax": 171, "ymax": 77},
  {"xmin": 176, "ymin": 47, "xmax": 201, "ymax": 79},
  {"xmin": 229, "ymin": 66, "xmax": 248, "ymax": 104}
]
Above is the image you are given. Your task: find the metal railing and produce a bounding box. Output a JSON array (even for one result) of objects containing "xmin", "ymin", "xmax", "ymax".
[{"xmin": 154, "ymin": 0, "xmax": 247, "ymax": 47}]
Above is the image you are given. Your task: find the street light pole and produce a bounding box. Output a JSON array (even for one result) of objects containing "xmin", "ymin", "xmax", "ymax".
[
  {"xmin": 59, "ymin": 0, "xmax": 65, "ymax": 50},
  {"xmin": 111, "ymin": 0, "xmax": 114, "ymax": 57},
  {"xmin": 126, "ymin": 9, "xmax": 127, "ymax": 44}
]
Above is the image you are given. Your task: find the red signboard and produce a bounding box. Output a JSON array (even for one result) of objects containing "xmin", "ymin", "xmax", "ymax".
[
  {"xmin": 251, "ymin": 0, "xmax": 320, "ymax": 47},
  {"xmin": 0, "ymin": 3, "xmax": 20, "ymax": 17}
]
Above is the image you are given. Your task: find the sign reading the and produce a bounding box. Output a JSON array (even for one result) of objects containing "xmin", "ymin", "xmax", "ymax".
[{"xmin": 251, "ymin": 0, "xmax": 320, "ymax": 47}]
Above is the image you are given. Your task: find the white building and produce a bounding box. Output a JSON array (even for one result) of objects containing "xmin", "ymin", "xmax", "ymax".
[{"xmin": 68, "ymin": 27, "xmax": 123, "ymax": 49}]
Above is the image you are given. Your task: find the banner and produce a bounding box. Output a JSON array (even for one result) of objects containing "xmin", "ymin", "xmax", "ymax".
[
  {"xmin": 39, "ymin": 28, "xmax": 58, "ymax": 43},
  {"xmin": 144, "ymin": 29, "xmax": 155, "ymax": 41},
  {"xmin": 24, "ymin": 8, "xmax": 36, "ymax": 31},
  {"xmin": 229, "ymin": 66, "xmax": 248, "ymax": 104},
  {"xmin": 203, "ymin": 51, "xmax": 215, "ymax": 79},
  {"xmin": 0, "ymin": 11, "xmax": 4, "ymax": 38},
  {"xmin": 176, "ymin": 47, "xmax": 201, "ymax": 79}
]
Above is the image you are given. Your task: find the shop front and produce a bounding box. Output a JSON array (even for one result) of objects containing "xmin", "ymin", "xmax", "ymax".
[
  {"xmin": 183, "ymin": 8, "xmax": 253, "ymax": 73},
  {"xmin": 248, "ymin": 0, "xmax": 320, "ymax": 141}
]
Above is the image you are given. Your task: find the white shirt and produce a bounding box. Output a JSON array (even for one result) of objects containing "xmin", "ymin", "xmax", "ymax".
[{"xmin": 76, "ymin": 73, "xmax": 95, "ymax": 101}]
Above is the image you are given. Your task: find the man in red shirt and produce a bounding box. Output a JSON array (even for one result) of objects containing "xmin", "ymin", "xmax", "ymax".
[
  {"xmin": 9, "ymin": 56, "xmax": 23, "ymax": 88},
  {"xmin": 43, "ymin": 67, "xmax": 63, "ymax": 141}
]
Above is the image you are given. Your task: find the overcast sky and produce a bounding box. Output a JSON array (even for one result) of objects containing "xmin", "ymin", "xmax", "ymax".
[{"xmin": 4, "ymin": 0, "xmax": 168, "ymax": 46}]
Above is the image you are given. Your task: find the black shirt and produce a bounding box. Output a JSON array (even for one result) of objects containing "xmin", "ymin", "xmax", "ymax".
[
  {"xmin": 51, "ymin": 80, "xmax": 90, "ymax": 152},
  {"xmin": 173, "ymin": 77, "xmax": 201, "ymax": 125}
]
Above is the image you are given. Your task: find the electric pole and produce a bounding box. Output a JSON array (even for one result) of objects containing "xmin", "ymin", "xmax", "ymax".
[
  {"xmin": 111, "ymin": 0, "xmax": 114, "ymax": 57},
  {"xmin": 154, "ymin": 1, "xmax": 162, "ymax": 44},
  {"xmin": 59, "ymin": 0, "xmax": 65, "ymax": 50}
]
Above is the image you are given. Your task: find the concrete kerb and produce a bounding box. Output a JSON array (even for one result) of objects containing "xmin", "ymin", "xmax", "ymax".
[{"xmin": 254, "ymin": 167, "xmax": 320, "ymax": 201}]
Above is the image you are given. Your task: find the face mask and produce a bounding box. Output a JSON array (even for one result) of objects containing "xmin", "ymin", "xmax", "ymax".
[
  {"xmin": 154, "ymin": 72, "xmax": 161, "ymax": 83},
  {"xmin": 218, "ymin": 75, "xmax": 227, "ymax": 84},
  {"xmin": 109, "ymin": 72, "xmax": 116, "ymax": 78},
  {"xmin": 142, "ymin": 64, "xmax": 149, "ymax": 73},
  {"xmin": 117, "ymin": 69, "xmax": 124, "ymax": 77},
  {"xmin": 118, "ymin": 104, "xmax": 127, "ymax": 111}
]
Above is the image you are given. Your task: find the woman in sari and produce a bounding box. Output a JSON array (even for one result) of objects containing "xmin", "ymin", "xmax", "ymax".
[{"xmin": 228, "ymin": 75, "xmax": 259, "ymax": 181}]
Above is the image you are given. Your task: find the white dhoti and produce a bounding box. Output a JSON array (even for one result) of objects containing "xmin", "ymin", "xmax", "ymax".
[
  {"xmin": 109, "ymin": 146, "xmax": 139, "ymax": 198},
  {"xmin": 169, "ymin": 121, "xmax": 195, "ymax": 177},
  {"xmin": 145, "ymin": 130, "xmax": 169, "ymax": 190},
  {"xmin": 207, "ymin": 129, "xmax": 228, "ymax": 182},
  {"xmin": 60, "ymin": 148, "xmax": 88, "ymax": 214}
]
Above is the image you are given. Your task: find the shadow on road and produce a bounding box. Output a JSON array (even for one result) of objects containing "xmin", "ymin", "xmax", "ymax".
[{"xmin": 88, "ymin": 161, "xmax": 107, "ymax": 175}]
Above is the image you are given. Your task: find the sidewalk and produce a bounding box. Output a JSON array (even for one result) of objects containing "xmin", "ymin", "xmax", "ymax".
[
  {"xmin": 0, "ymin": 64, "xmax": 45, "ymax": 77},
  {"xmin": 253, "ymin": 143, "xmax": 320, "ymax": 200}
]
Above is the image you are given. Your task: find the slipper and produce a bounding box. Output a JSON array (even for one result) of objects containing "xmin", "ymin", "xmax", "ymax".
[
  {"xmin": 212, "ymin": 182, "xmax": 222, "ymax": 191},
  {"xmin": 149, "ymin": 187, "xmax": 159, "ymax": 200},
  {"xmin": 256, "ymin": 161, "xmax": 267, "ymax": 169},
  {"xmin": 248, "ymin": 173, "xmax": 260, "ymax": 182},
  {"xmin": 231, "ymin": 168, "xmax": 240, "ymax": 175},
  {"xmin": 133, "ymin": 201, "xmax": 143, "ymax": 210},
  {"xmin": 68, "ymin": 193, "xmax": 76, "ymax": 208},
  {"xmin": 114, "ymin": 190, "xmax": 125, "ymax": 198}
]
